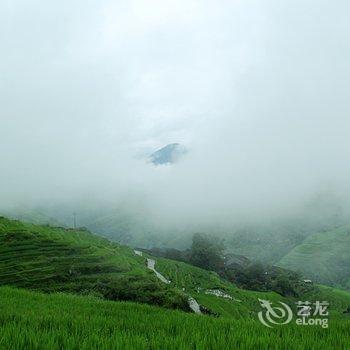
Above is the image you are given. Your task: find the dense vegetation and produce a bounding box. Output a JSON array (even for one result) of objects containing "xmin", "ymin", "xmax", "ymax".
[
  {"xmin": 0, "ymin": 218, "xmax": 350, "ymax": 349},
  {"xmin": 149, "ymin": 253, "xmax": 350, "ymax": 318},
  {"xmin": 0, "ymin": 286, "xmax": 349, "ymax": 350},
  {"xmin": 1, "ymin": 217, "xmax": 350, "ymax": 349},
  {"xmin": 147, "ymin": 233, "xmax": 310, "ymax": 297},
  {"xmin": 2, "ymin": 216, "xmax": 349, "ymax": 317},
  {"xmin": 0, "ymin": 217, "xmax": 300, "ymax": 317}
]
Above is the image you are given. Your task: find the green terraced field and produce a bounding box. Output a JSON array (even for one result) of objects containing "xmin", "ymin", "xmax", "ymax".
[
  {"xmin": 0, "ymin": 217, "xmax": 144, "ymax": 289},
  {"xmin": 1, "ymin": 217, "xmax": 350, "ymax": 349},
  {"xmin": 278, "ymin": 226, "xmax": 350, "ymax": 289},
  {"xmin": 0, "ymin": 217, "xmax": 189, "ymax": 310},
  {"xmin": 152, "ymin": 255, "xmax": 350, "ymax": 318},
  {"xmin": 1, "ymin": 217, "xmax": 284, "ymax": 316},
  {"xmin": 1, "ymin": 216, "xmax": 350, "ymax": 322},
  {"xmin": 0, "ymin": 286, "xmax": 349, "ymax": 350}
]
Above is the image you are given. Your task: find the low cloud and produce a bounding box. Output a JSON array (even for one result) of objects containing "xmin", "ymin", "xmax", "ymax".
[{"xmin": 1, "ymin": 0, "xmax": 350, "ymax": 229}]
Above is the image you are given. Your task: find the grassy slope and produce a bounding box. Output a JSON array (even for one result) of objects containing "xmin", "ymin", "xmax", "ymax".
[
  {"xmin": 1, "ymin": 216, "xmax": 350, "ymax": 319},
  {"xmin": 0, "ymin": 216, "xmax": 287, "ymax": 317},
  {"xmin": 152, "ymin": 256, "xmax": 350, "ymax": 318},
  {"xmin": 154, "ymin": 257, "xmax": 289, "ymax": 318},
  {"xmin": 0, "ymin": 216, "xmax": 145, "ymax": 286},
  {"xmin": 0, "ymin": 217, "xmax": 188, "ymax": 310},
  {"xmin": 278, "ymin": 226, "xmax": 350, "ymax": 289},
  {"xmin": 0, "ymin": 286, "xmax": 349, "ymax": 350}
]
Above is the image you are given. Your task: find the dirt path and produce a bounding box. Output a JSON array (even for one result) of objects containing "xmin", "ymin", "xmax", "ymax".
[
  {"xmin": 146, "ymin": 258, "xmax": 201, "ymax": 313},
  {"xmin": 135, "ymin": 252, "xmax": 202, "ymax": 314},
  {"xmin": 188, "ymin": 297, "xmax": 202, "ymax": 314},
  {"xmin": 146, "ymin": 258, "xmax": 171, "ymax": 284}
]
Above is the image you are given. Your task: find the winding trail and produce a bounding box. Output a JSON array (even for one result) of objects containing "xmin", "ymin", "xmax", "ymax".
[
  {"xmin": 146, "ymin": 258, "xmax": 171, "ymax": 284},
  {"xmin": 146, "ymin": 258, "xmax": 201, "ymax": 313},
  {"xmin": 135, "ymin": 251, "xmax": 202, "ymax": 314}
]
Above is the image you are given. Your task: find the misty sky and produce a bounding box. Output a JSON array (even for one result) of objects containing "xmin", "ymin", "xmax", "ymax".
[{"xmin": 1, "ymin": 1, "xmax": 350, "ymax": 225}]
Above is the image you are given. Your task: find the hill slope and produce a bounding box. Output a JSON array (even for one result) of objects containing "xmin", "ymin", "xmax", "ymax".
[
  {"xmin": 2, "ymin": 216, "xmax": 350, "ymax": 320},
  {"xmin": 1, "ymin": 286, "xmax": 349, "ymax": 350},
  {"xmin": 278, "ymin": 225, "xmax": 350, "ymax": 289},
  {"xmin": 0, "ymin": 217, "xmax": 188, "ymax": 310},
  {"xmin": 0, "ymin": 217, "xmax": 289, "ymax": 317},
  {"xmin": 0, "ymin": 217, "xmax": 283, "ymax": 316}
]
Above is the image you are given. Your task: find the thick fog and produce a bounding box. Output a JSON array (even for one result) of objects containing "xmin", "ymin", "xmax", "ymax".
[{"xmin": 1, "ymin": 0, "xmax": 350, "ymax": 228}]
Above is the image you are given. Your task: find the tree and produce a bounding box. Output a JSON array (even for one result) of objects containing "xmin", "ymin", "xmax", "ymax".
[{"xmin": 189, "ymin": 233, "xmax": 224, "ymax": 271}]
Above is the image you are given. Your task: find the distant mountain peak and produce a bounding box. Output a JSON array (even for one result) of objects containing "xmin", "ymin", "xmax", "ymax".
[{"xmin": 150, "ymin": 143, "xmax": 187, "ymax": 165}]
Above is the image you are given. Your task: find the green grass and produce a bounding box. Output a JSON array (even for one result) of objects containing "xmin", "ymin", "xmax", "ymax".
[
  {"xmin": 0, "ymin": 216, "xmax": 292, "ymax": 317},
  {"xmin": 0, "ymin": 217, "xmax": 188, "ymax": 310},
  {"xmin": 155, "ymin": 257, "xmax": 232, "ymax": 291},
  {"xmin": 278, "ymin": 226, "xmax": 350, "ymax": 289},
  {"xmin": 1, "ymin": 216, "xmax": 350, "ymax": 321},
  {"xmin": 152, "ymin": 256, "xmax": 350, "ymax": 318},
  {"xmin": 1, "ymin": 217, "xmax": 350, "ymax": 349},
  {"xmin": 1, "ymin": 217, "xmax": 279, "ymax": 316},
  {"xmin": 0, "ymin": 216, "xmax": 144, "ymax": 288},
  {"xmin": 0, "ymin": 286, "xmax": 349, "ymax": 350}
]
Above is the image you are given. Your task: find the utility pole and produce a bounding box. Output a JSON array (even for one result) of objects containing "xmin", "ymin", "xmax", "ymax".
[{"xmin": 73, "ymin": 212, "xmax": 77, "ymax": 229}]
